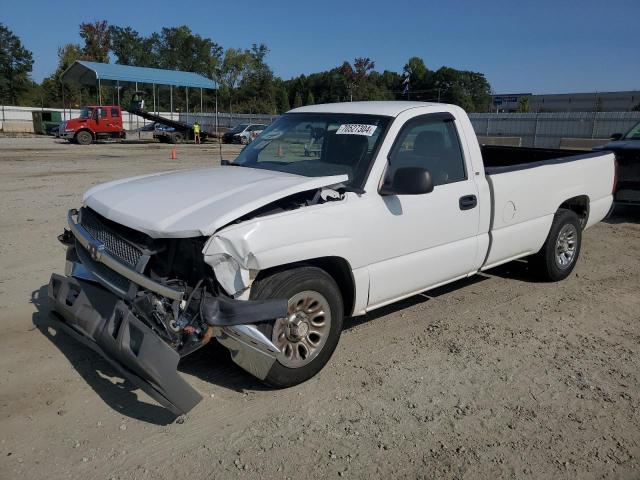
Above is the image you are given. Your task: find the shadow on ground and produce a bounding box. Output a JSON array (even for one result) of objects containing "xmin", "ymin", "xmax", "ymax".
[
  {"xmin": 31, "ymin": 286, "xmax": 178, "ymax": 425},
  {"xmin": 346, "ymin": 274, "xmax": 491, "ymax": 329},
  {"xmin": 605, "ymin": 204, "xmax": 640, "ymax": 224}
]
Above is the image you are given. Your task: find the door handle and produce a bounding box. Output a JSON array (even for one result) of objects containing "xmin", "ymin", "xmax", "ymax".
[{"xmin": 459, "ymin": 194, "xmax": 477, "ymax": 210}]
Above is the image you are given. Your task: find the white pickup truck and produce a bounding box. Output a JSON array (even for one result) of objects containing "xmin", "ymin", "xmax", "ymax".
[{"xmin": 48, "ymin": 101, "xmax": 616, "ymax": 415}]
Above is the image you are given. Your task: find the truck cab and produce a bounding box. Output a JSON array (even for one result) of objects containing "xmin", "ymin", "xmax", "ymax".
[{"xmin": 60, "ymin": 105, "xmax": 125, "ymax": 145}]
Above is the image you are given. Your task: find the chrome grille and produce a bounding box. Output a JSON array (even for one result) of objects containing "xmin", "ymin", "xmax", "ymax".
[
  {"xmin": 75, "ymin": 241, "xmax": 131, "ymax": 294},
  {"xmin": 80, "ymin": 209, "xmax": 143, "ymax": 267}
]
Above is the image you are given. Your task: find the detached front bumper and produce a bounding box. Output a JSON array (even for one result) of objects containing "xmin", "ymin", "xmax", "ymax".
[
  {"xmin": 48, "ymin": 273, "xmax": 202, "ymax": 415},
  {"xmin": 48, "ymin": 271, "xmax": 286, "ymax": 415}
]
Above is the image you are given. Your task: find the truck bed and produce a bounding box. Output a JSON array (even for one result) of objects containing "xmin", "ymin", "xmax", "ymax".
[
  {"xmin": 481, "ymin": 145, "xmax": 592, "ymax": 173},
  {"xmin": 479, "ymin": 146, "xmax": 616, "ymax": 270}
]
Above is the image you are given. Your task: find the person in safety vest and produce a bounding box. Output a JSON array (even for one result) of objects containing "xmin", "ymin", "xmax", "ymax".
[{"xmin": 193, "ymin": 122, "xmax": 201, "ymax": 144}]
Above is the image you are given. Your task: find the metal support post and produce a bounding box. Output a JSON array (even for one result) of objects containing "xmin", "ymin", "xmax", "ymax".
[{"xmin": 186, "ymin": 87, "xmax": 189, "ymax": 124}]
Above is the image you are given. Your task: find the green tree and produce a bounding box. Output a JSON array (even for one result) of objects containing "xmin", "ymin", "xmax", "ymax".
[
  {"xmin": 218, "ymin": 47, "xmax": 251, "ymax": 113},
  {"xmin": 518, "ymin": 97, "xmax": 530, "ymax": 113},
  {"xmin": 236, "ymin": 44, "xmax": 276, "ymax": 113},
  {"xmin": 429, "ymin": 67, "xmax": 491, "ymax": 112},
  {"xmin": 276, "ymin": 85, "xmax": 290, "ymax": 113},
  {"xmin": 404, "ymin": 57, "xmax": 428, "ymax": 85},
  {"xmin": 41, "ymin": 43, "xmax": 87, "ymax": 107},
  {"xmin": 293, "ymin": 91, "xmax": 303, "ymax": 108},
  {"xmin": 0, "ymin": 23, "xmax": 34, "ymax": 104},
  {"xmin": 79, "ymin": 20, "xmax": 111, "ymax": 62},
  {"xmin": 305, "ymin": 91, "xmax": 315, "ymax": 106},
  {"xmin": 109, "ymin": 26, "xmax": 157, "ymax": 66},
  {"xmin": 155, "ymin": 26, "xmax": 222, "ymax": 77}
]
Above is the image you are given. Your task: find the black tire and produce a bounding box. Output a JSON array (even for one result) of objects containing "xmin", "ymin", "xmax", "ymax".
[
  {"xmin": 250, "ymin": 266, "xmax": 344, "ymax": 387},
  {"xmin": 170, "ymin": 132, "xmax": 184, "ymax": 144},
  {"xmin": 529, "ymin": 208, "xmax": 582, "ymax": 281},
  {"xmin": 75, "ymin": 130, "xmax": 93, "ymax": 145}
]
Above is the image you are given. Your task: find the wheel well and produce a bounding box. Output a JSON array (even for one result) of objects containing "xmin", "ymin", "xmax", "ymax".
[
  {"xmin": 255, "ymin": 257, "xmax": 356, "ymax": 317},
  {"xmin": 559, "ymin": 195, "xmax": 589, "ymax": 228}
]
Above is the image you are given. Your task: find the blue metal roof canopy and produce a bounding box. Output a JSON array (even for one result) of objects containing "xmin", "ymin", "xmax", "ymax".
[{"xmin": 61, "ymin": 60, "xmax": 215, "ymax": 89}]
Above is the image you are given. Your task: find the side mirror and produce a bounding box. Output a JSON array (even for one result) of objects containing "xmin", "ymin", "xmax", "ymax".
[
  {"xmin": 610, "ymin": 133, "xmax": 623, "ymax": 141},
  {"xmin": 379, "ymin": 167, "xmax": 434, "ymax": 196}
]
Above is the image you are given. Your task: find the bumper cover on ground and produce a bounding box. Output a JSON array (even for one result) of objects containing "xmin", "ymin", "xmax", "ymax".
[{"xmin": 48, "ymin": 273, "xmax": 202, "ymax": 416}]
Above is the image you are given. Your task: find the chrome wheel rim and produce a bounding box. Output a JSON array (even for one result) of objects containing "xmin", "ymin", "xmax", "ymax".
[
  {"xmin": 555, "ymin": 223, "xmax": 578, "ymax": 269},
  {"xmin": 272, "ymin": 290, "xmax": 331, "ymax": 368}
]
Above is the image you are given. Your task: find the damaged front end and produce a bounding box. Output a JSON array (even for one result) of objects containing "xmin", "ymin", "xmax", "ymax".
[{"xmin": 48, "ymin": 208, "xmax": 287, "ymax": 415}]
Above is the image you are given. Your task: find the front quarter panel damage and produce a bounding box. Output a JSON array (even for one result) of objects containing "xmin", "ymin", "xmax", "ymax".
[
  {"xmin": 202, "ymin": 199, "xmax": 361, "ymax": 299},
  {"xmin": 204, "ymin": 232, "xmax": 260, "ymax": 296}
]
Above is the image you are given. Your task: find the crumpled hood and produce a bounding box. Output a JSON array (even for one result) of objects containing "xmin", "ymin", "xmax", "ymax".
[{"xmin": 83, "ymin": 167, "xmax": 347, "ymax": 238}]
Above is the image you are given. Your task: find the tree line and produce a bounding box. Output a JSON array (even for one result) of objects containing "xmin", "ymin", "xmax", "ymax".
[{"xmin": 1, "ymin": 21, "xmax": 495, "ymax": 114}]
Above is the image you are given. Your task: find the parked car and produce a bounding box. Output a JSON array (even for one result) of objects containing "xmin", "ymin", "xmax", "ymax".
[
  {"xmin": 59, "ymin": 105, "xmax": 125, "ymax": 144},
  {"xmin": 48, "ymin": 101, "xmax": 615, "ymax": 415},
  {"xmin": 222, "ymin": 123, "xmax": 267, "ymax": 144},
  {"xmin": 593, "ymin": 120, "xmax": 640, "ymax": 205}
]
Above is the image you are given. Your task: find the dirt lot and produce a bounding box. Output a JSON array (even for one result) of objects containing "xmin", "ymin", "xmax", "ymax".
[{"xmin": 1, "ymin": 136, "xmax": 639, "ymax": 479}]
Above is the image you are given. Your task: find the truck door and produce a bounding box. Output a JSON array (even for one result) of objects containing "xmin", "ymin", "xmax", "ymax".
[
  {"xmin": 106, "ymin": 107, "xmax": 122, "ymax": 135},
  {"xmin": 367, "ymin": 113, "xmax": 480, "ymax": 308},
  {"xmin": 90, "ymin": 107, "xmax": 109, "ymax": 134}
]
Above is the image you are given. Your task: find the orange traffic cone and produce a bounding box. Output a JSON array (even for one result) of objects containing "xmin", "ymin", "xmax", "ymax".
[
  {"xmin": 276, "ymin": 145, "xmax": 284, "ymax": 157},
  {"xmin": 171, "ymin": 147, "xmax": 177, "ymax": 160}
]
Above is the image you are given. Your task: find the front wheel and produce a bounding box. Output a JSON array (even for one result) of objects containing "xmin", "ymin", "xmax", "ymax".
[
  {"xmin": 529, "ymin": 208, "xmax": 582, "ymax": 281},
  {"xmin": 74, "ymin": 130, "xmax": 93, "ymax": 145},
  {"xmin": 250, "ymin": 266, "xmax": 344, "ymax": 387}
]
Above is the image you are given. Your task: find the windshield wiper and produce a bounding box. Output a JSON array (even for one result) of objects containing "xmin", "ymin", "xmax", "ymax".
[
  {"xmin": 221, "ymin": 160, "xmax": 246, "ymax": 167},
  {"xmin": 337, "ymin": 185, "xmax": 365, "ymax": 195}
]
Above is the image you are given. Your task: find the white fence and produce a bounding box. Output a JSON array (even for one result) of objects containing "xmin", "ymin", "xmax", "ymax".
[{"xmin": 469, "ymin": 111, "xmax": 640, "ymax": 148}]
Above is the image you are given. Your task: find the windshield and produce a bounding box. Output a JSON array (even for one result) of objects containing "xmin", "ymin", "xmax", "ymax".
[
  {"xmin": 232, "ymin": 113, "xmax": 391, "ymax": 187},
  {"xmin": 79, "ymin": 107, "xmax": 94, "ymax": 119},
  {"xmin": 229, "ymin": 124, "xmax": 249, "ymax": 134},
  {"xmin": 624, "ymin": 121, "xmax": 640, "ymax": 140}
]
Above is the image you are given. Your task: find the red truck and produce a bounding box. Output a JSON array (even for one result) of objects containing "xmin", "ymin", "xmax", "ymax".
[{"xmin": 60, "ymin": 105, "xmax": 125, "ymax": 145}]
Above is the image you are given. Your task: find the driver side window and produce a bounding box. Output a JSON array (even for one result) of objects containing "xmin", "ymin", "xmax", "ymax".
[{"xmin": 389, "ymin": 116, "xmax": 466, "ymax": 186}]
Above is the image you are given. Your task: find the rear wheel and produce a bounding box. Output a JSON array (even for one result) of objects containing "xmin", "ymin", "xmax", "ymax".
[
  {"xmin": 170, "ymin": 132, "xmax": 184, "ymax": 144},
  {"xmin": 75, "ymin": 130, "xmax": 92, "ymax": 145},
  {"xmin": 529, "ymin": 208, "xmax": 582, "ymax": 281},
  {"xmin": 250, "ymin": 266, "xmax": 344, "ymax": 387}
]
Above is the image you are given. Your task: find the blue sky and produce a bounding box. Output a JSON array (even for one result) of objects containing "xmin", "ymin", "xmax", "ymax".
[{"xmin": 2, "ymin": 0, "xmax": 639, "ymax": 94}]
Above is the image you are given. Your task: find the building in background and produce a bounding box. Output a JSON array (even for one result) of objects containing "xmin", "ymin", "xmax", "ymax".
[{"xmin": 492, "ymin": 91, "xmax": 640, "ymax": 113}]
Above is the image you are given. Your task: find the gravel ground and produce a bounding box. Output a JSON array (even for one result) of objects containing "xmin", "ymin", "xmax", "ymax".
[{"xmin": 1, "ymin": 136, "xmax": 639, "ymax": 479}]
